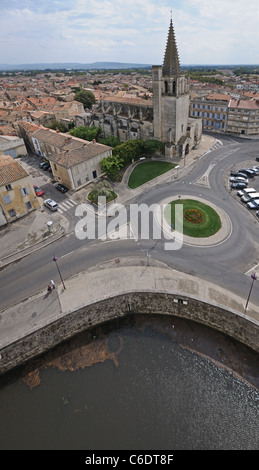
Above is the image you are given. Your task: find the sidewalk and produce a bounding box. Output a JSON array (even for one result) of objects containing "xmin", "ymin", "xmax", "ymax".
[
  {"xmin": 0, "ymin": 257, "xmax": 258, "ymax": 352},
  {"xmin": 0, "ymin": 208, "xmax": 69, "ymax": 266}
]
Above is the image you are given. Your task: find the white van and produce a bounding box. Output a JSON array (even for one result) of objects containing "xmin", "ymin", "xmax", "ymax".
[
  {"xmin": 241, "ymin": 193, "xmax": 259, "ymax": 203},
  {"xmin": 237, "ymin": 188, "xmax": 256, "ymax": 197}
]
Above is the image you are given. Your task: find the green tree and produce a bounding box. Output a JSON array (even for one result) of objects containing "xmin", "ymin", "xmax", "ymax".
[
  {"xmin": 74, "ymin": 90, "xmax": 95, "ymax": 109},
  {"xmin": 99, "ymin": 136, "xmax": 121, "ymax": 147},
  {"xmin": 112, "ymin": 139, "xmax": 145, "ymax": 164},
  {"xmin": 47, "ymin": 120, "xmax": 67, "ymax": 133},
  {"xmin": 100, "ymin": 155, "xmax": 124, "ymax": 178},
  {"xmin": 69, "ymin": 126, "xmax": 102, "ymax": 141}
]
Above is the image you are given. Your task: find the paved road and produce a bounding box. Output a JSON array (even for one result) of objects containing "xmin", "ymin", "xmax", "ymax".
[{"xmin": 0, "ymin": 134, "xmax": 259, "ymax": 311}]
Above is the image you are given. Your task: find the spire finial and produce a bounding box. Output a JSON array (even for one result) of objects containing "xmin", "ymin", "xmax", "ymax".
[{"xmin": 162, "ymin": 15, "xmax": 181, "ymax": 76}]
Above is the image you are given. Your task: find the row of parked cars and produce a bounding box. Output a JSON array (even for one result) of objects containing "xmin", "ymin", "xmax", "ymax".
[
  {"xmin": 229, "ymin": 161, "xmax": 259, "ymax": 217},
  {"xmin": 34, "ymin": 160, "xmax": 70, "ymax": 211}
]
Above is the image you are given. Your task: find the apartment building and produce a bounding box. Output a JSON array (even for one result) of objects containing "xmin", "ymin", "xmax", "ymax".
[
  {"xmin": 190, "ymin": 94, "xmax": 259, "ymax": 138},
  {"xmin": 18, "ymin": 121, "xmax": 112, "ymax": 190},
  {"xmin": 226, "ymin": 99, "xmax": 259, "ymax": 138},
  {"xmin": 0, "ymin": 154, "xmax": 40, "ymax": 226},
  {"xmin": 190, "ymin": 94, "xmax": 230, "ymax": 132}
]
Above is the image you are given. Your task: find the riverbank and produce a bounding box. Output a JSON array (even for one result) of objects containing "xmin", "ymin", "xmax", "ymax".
[
  {"xmin": 1, "ymin": 258, "xmax": 259, "ymax": 377},
  {"xmin": 16, "ymin": 313, "xmax": 259, "ymax": 391}
]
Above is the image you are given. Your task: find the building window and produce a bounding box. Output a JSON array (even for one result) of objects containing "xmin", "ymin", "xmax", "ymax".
[
  {"xmin": 9, "ymin": 209, "xmax": 16, "ymax": 217},
  {"xmin": 5, "ymin": 184, "xmax": 12, "ymax": 191},
  {"xmin": 2, "ymin": 195, "xmax": 11, "ymax": 204},
  {"xmin": 20, "ymin": 187, "xmax": 30, "ymax": 197}
]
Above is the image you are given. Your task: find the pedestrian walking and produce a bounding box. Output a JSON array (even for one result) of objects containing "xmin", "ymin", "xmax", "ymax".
[
  {"xmin": 50, "ymin": 280, "xmax": 55, "ymax": 290},
  {"xmin": 47, "ymin": 285, "xmax": 52, "ymax": 293}
]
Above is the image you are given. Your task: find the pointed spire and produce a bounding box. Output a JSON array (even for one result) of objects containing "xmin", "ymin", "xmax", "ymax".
[{"xmin": 162, "ymin": 16, "xmax": 181, "ymax": 76}]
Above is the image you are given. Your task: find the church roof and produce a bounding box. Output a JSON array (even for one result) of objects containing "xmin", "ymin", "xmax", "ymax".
[{"xmin": 162, "ymin": 18, "xmax": 181, "ymax": 77}]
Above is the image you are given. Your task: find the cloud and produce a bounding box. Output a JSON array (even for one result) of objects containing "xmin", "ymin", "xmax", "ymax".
[{"xmin": 0, "ymin": 0, "xmax": 258, "ymax": 65}]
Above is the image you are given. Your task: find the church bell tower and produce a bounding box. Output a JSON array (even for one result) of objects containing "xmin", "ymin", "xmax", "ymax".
[{"xmin": 152, "ymin": 16, "xmax": 190, "ymax": 158}]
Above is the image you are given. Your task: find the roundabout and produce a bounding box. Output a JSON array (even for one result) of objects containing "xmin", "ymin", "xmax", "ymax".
[{"xmin": 156, "ymin": 195, "xmax": 232, "ymax": 247}]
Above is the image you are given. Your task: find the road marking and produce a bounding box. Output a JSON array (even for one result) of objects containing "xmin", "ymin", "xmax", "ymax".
[
  {"xmin": 61, "ymin": 201, "xmax": 75, "ymax": 209},
  {"xmin": 245, "ymin": 264, "xmax": 259, "ymax": 276},
  {"xmin": 66, "ymin": 199, "xmax": 77, "ymax": 205},
  {"xmin": 58, "ymin": 199, "xmax": 78, "ymax": 212}
]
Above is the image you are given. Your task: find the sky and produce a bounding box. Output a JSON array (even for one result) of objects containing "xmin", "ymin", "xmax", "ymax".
[{"xmin": 0, "ymin": 0, "xmax": 258, "ymax": 66}]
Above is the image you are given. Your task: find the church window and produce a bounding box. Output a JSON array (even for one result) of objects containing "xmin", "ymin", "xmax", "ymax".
[
  {"xmin": 173, "ymin": 81, "xmax": 176, "ymax": 94},
  {"xmin": 164, "ymin": 81, "xmax": 168, "ymax": 93}
]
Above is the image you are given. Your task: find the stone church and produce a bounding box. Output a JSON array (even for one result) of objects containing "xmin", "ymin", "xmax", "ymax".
[{"xmin": 75, "ymin": 18, "xmax": 202, "ymax": 160}]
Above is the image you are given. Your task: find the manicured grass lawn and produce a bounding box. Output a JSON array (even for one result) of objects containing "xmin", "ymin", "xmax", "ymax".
[
  {"xmin": 166, "ymin": 199, "xmax": 222, "ymax": 237},
  {"xmin": 128, "ymin": 161, "xmax": 175, "ymax": 189}
]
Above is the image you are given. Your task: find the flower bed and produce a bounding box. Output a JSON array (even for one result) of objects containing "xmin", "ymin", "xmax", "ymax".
[{"xmin": 184, "ymin": 209, "xmax": 204, "ymax": 224}]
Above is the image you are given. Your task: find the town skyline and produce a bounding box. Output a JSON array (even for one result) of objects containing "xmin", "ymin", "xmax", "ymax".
[{"xmin": 1, "ymin": 0, "xmax": 258, "ymax": 67}]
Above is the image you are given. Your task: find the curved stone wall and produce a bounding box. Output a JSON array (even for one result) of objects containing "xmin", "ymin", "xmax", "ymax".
[{"xmin": 0, "ymin": 290, "xmax": 258, "ymax": 376}]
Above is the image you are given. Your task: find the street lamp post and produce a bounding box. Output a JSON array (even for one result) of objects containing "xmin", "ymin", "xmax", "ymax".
[
  {"xmin": 53, "ymin": 256, "xmax": 66, "ymax": 290},
  {"xmin": 244, "ymin": 273, "xmax": 257, "ymax": 311}
]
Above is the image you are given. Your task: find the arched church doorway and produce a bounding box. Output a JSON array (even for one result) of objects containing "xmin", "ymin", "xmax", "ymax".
[{"xmin": 185, "ymin": 143, "xmax": 189, "ymax": 155}]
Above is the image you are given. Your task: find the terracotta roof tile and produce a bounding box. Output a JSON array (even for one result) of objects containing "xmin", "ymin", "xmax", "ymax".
[
  {"xmin": 0, "ymin": 154, "xmax": 29, "ymax": 186},
  {"xmin": 229, "ymin": 99, "xmax": 259, "ymax": 109},
  {"xmin": 49, "ymin": 142, "xmax": 111, "ymax": 168}
]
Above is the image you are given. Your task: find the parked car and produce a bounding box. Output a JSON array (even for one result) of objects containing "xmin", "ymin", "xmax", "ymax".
[
  {"xmin": 251, "ymin": 166, "xmax": 259, "ymax": 175},
  {"xmin": 231, "ymin": 182, "xmax": 247, "ymax": 189},
  {"xmin": 241, "ymin": 194, "xmax": 256, "ymax": 203},
  {"xmin": 237, "ymin": 188, "xmax": 256, "ymax": 197},
  {"xmin": 229, "ymin": 176, "xmax": 248, "ymax": 184},
  {"xmin": 230, "ymin": 171, "xmax": 247, "ymax": 178},
  {"xmin": 44, "ymin": 198, "xmax": 59, "ymax": 211},
  {"xmin": 39, "ymin": 161, "xmax": 50, "ymax": 171},
  {"xmin": 55, "ymin": 183, "xmax": 69, "ymax": 193},
  {"xmin": 33, "ymin": 185, "xmax": 44, "ymax": 197},
  {"xmin": 247, "ymin": 199, "xmax": 259, "ymax": 209},
  {"xmin": 39, "ymin": 161, "xmax": 48, "ymax": 168},
  {"xmin": 238, "ymin": 169, "xmax": 255, "ymax": 178},
  {"xmin": 256, "ymin": 157, "xmax": 259, "ymax": 162}
]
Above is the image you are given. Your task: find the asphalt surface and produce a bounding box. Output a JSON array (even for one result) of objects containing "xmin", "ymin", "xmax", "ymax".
[{"xmin": 0, "ymin": 133, "xmax": 259, "ymax": 312}]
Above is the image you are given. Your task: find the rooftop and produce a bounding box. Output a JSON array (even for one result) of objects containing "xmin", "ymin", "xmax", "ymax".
[
  {"xmin": 229, "ymin": 98, "xmax": 259, "ymax": 109},
  {"xmin": 0, "ymin": 154, "xmax": 29, "ymax": 186},
  {"xmin": 49, "ymin": 141, "xmax": 111, "ymax": 168}
]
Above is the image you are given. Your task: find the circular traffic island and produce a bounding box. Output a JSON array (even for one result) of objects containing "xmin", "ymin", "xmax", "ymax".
[{"xmin": 168, "ymin": 199, "xmax": 222, "ymax": 238}]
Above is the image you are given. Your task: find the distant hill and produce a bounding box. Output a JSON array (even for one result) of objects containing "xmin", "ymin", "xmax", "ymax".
[
  {"xmin": 0, "ymin": 62, "xmax": 152, "ymax": 71},
  {"xmin": 0, "ymin": 62, "xmax": 258, "ymax": 73}
]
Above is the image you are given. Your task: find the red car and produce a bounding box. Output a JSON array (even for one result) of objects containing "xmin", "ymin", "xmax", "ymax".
[{"xmin": 33, "ymin": 185, "xmax": 44, "ymax": 197}]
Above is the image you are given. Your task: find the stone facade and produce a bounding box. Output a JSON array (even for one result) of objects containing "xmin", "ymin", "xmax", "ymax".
[
  {"xmin": 18, "ymin": 121, "xmax": 112, "ymax": 190},
  {"xmin": 75, "ymin": 96, "xmax": 154, "ymax": 143},
  {"xmin": 74, "ymin": 19, "xmax": 202, "ymax": 160},
  {"xmin": 0, "ymin": 292, "xmax": 258, "ymax": 376},
  {"xmin": 0, "ymin": 154, "xmax": 40, "ymax": 226}
]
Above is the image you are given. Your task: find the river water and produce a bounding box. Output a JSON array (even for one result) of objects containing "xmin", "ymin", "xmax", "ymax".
[{"xmin": 0, "ymin": 315, "xmax": 258, "ymax": 450}]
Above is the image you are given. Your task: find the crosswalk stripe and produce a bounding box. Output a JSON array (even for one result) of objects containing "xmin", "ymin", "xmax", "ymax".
[
  {"xmin": 61, "ymin": 201, "xmax": 75, "ymax": 209},
  {"xmin": 67, "ymin": 199, "xmax": 77, "ymax": 205}
]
